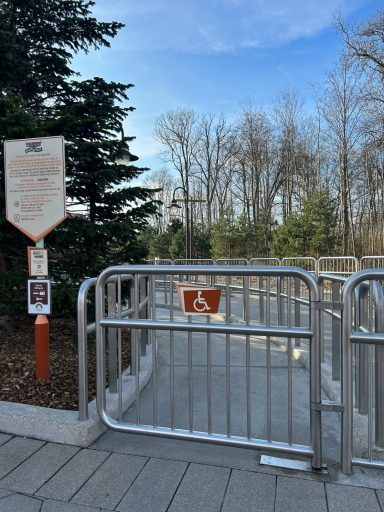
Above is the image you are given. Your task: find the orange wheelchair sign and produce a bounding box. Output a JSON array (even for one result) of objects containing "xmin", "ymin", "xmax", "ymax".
[{"xmin": 176, "ymin": 284, "xmax": 221, "ymax": 315}]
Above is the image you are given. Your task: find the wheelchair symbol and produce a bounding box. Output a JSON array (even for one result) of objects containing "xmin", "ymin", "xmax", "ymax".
[{"xmin": 193, "ymin": 291, "xmax": 211, "ymax": 312}]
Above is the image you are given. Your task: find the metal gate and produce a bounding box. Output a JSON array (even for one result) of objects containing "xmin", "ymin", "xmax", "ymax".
[{"xmin": 94, "ymin": 264, "xmax": 323, "ymax": 470}]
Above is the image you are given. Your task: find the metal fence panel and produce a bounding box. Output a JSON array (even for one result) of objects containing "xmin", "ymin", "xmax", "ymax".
[
  {"xmin": 318, "ymin": 257, "xmax": 359, "ymax": 275},
  {"xmin": 94, "ymin": 264, "xmax": 323, "ymax": 470}
]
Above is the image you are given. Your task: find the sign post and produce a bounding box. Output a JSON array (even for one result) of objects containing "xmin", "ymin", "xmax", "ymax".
[{"xmin": 4, "ymin": 136, "xmax": 66, "ymax": 381}]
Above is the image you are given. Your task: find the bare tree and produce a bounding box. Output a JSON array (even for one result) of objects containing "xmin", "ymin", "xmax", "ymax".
[
  {"xmin": 193, "ymin": 113, "xmax": 236, "ymax": 228},
  {"xmin": 142, "ymin": 168, "xmax": 178, "ymax": 233},
  {"xmin": 320, "ymin": 57, "xmax": 364, "ymax": 254},
  {"xmin": 154, "ymin": 109, "xmax": 197, "ymax": 256},
  {"xmin": 274, "ymin": 89, "xmax": 304, "ymax": 219}
]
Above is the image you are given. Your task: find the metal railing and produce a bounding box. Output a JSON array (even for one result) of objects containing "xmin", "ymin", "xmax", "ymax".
[
  {"xmin": 318, "ymin": 256, "xmax": 359, "ymax": 275},
  {"xmin": 77, "ymin": 273, "xmax": 150, "ymax": 420},
  {"xmin": 77, "ymin": 257, "xmax": 384, "ymax": 474},
  {"xmin": 146, "ymin": 256, "xmax": 384, "ymax": 274},
  {"xmin": 94, "ymin": 264, "xmax": 323, "ymax": 470},
  {"xmin": 342, "ymin": 269, "xmax": 384, "ymax": 474}
]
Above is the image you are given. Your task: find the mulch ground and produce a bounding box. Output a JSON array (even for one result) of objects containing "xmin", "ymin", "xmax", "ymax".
[{"xmin": 0, "ymin": 317, "xmax": 130, "ymax": 411}]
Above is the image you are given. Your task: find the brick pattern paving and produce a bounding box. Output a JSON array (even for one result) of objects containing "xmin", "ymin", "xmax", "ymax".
[{"xmin": 0, "ymin": 436, "xmax": 383, "ymax": 512}]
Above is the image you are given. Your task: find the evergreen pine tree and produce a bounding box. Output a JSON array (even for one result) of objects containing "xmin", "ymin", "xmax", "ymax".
[{"xmin": 0, "ymin": 0, "xmax": 158, "ymax": 316}]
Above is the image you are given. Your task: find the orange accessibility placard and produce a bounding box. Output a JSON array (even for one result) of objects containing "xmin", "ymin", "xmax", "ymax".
[{"xmin": 176, "ymin": 283, "xmax": 221, "ymax": 315}]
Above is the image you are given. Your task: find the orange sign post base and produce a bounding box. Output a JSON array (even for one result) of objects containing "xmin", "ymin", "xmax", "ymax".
[{"xmin": 34, "ymin": 314, "xmax": 50, "ymax": 381}]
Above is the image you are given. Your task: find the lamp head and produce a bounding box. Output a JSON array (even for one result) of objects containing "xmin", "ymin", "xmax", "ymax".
[
  {"xmin": 115, "ymin": 148, "xmax": 139, "ymax": 165},
  {"xmin": 167, "ymin": 199, "xmax": 182, "ymax": 215}
]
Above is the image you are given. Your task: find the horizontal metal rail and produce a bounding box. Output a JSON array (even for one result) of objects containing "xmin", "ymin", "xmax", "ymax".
[{"xmin": 100, "ymin": 318, "xmax": 313, "ymax": 338}]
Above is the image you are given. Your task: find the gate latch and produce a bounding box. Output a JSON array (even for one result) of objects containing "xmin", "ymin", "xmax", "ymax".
[{"xmin": 311, "ymin": 400, "xmax": 344, "ymax": 413}]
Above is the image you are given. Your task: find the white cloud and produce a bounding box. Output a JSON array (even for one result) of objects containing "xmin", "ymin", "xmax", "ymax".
[{"xmin": 93, "ymin": 0, "xmax": 361, "ymax": 54}]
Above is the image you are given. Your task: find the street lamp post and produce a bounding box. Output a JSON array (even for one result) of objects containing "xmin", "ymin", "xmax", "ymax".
[{"xmin": 167, "ymin": 186, "xmax": 191, "ymax": 259}]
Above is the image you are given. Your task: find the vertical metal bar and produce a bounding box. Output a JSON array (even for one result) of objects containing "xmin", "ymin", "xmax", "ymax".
[
  {"xmin": 318, "ymin": 280, "xmax": 324, "ymax": 363},
  {"xmin": 277, "ymin": 276, "xmax": 283, "ymax": 325},
  {"xmin": 259, "ymin": 276, "xmax": 265, "ymax": 324},
  {"xmin": 139, "ymin": 277, "xmax": 147, "ymax": 357},
  {"xmin": 78, "ymin": 279, "xmax": 94, "ymax": 421},
  {"xmin": 368, "ymin": 343, "xmax": 373, "ymax": 461},
  {"xmin": 310, "ymin": 282, "xmax": 322, "ymax": 470},
  {"xmin": 107, "ymin": 281, "xmax": 118, "ymax": 393},
  {"xmin": 332, "ymin": 282, "xmax": 341, "ymax": 381},
  {"xmin": 294, "ymin": 278, "xmax": 301, "ymax": 347},
  {"xmin": 130, "ymin": 279, "xmax": 136, "ymax": 376},
  {"xmin": 242, "ymin": 276, "xmax": 246, "ymax": 321},
  {"xmin": 207, "ymin": 314, "xmax": 212, "ymax": 434},
  {"xmin": 151, "ymin": 274, "xmax": 157, "ymax": 427},
  {"xmin": 266, "ymin": 276, "xmax": 272, "ymax": 442},
  {"xmin": 134, "ymin": 274, "xmax": 140, "ymax": 425},
  {"xmin": 164, "ymin": 273, "xmax": 168, "ymax": 305},
  {"xmin": 287, "ymin": 278, "xmax": 292, "ymax": 445},
  {"xmin": 188, "ymin": 312, "xmax": 193, "ymax": 431},
  {"xmin": 342, "ymin": 279, "xmax": 354, "ymax": 475},
  {"xmin": 96, "ymin": 276, "xmax": 107, "ymax": 425},
  {"xmin": 375, "ymin": 341, "xmax": 384, "ymax": 447},
  {"xmin": 358, "ymin": 286, "xmax": 369, "ymax": 414},
  {"xmin": 375, "ymin": 281, "xmax": 384, "ymax": 447},
  {"xmin": 354, "ymin": 287, "xmax": 360, "ymax": 408},
  {"xmin": 226, "ymin": 275, "xmax": 231, "ymax": 436},
  {"xmin": 117, "ymin": 275, "xmax": 123, "ymax": 422},
  {"xmin": 245, "ymin": 276, "xmax": 251, "ymax": 439},
  {"xmin": 170, "ymin": 275, "xmax": 175, "ymax": 429}
]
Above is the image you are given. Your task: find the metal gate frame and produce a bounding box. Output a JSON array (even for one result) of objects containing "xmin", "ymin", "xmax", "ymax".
[
  {"xmin": 95, "ymin": 264, "xmax": 323, "ymax": 470},
  {"xmin": 342, "ymin": 269, "xmax": 384, "ymax": 474}
]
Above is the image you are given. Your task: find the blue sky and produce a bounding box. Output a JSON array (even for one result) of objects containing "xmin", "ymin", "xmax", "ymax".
[{"xmin": 73, "ymin": 0, "xmax": 383, "ymax": 174}]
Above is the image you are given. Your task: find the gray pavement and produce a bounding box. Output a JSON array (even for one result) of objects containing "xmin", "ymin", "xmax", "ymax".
[{"xmin": 0, "ymin": 434, "xmax": 384, "ymax": 511}]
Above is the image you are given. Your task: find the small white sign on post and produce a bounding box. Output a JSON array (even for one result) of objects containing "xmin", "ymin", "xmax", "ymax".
[
  {"xmin": 28, "ymin": 246, "xmax": 48, "ymax": 277},
  {"xmin": 28, "ymin": 279, "xmax": 51, "ymax": 315},
  {"xmin": 4, "ymin": 136, "xmax": 66, "ymax": 242}
]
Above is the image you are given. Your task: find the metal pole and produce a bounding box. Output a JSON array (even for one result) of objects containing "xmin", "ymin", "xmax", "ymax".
[
  {"xmin": 331, "ymin": 282, "xmax": 341, "ymax": 381},
  {"xmin": 78, "ymin": 279, "xmax": 96, "ymax": 420},
  {"xmin": 342, "ymin": 276, "xmax": 355, "ymax": 475},
  {"xmin": 374, "ymin": 283, "xmax": 384, "ymax": 447},
  {"xmin": 358, "ymin": 286, "xmax": 369, "ymax": 414},
  {"xmin": 294, "ymin": 277, "xmax": 301, "ymax": 347},
  {"xmin": 107, "ymin": 281, "xmax": 118, "ymax": 393}
]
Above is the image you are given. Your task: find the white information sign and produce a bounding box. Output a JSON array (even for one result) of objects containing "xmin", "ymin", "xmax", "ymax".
[
  {"xmin": 4, "ymin": 136, "xmax": 66, "ymax": 242},
  {"xmin": 28, "ymin": 247, "xmax": 48, "ymax": 277},
  {"xmin": 28, "ymin": 279, "xmax": 51, "ymax": 315}
]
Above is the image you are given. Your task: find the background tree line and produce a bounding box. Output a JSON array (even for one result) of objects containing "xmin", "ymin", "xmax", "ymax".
[{"xmin": 144, "ymin": 11, "xmax": 384, "ymax": 260}]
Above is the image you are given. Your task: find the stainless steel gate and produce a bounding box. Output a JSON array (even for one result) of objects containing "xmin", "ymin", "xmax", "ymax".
[{"xmin": 94, "ymin": 264, "xmax": 323, "ymax": 470}]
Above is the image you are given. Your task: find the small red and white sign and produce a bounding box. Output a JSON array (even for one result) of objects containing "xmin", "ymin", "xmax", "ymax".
[
  {"xmin": 28, "ymin": 279, "xmax": 51, "ymax": 315},
  {"xmin": 176, "ymin": 283, "xmax": 221, "ymax": 315}
]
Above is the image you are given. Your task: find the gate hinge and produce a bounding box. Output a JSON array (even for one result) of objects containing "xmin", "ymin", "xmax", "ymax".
[
  {"xmin": 315, "ymin": 301, "xmax": 343, "ymax": 311},
  {"xmin": 311, "ymin": 400, "xmax": 344, "ymax": 413}
]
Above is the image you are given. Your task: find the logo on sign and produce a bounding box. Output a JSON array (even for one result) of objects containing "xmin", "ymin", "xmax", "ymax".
[{"xmin": 25, "ymin": 141, "xmax": 42, "ymax": 153}]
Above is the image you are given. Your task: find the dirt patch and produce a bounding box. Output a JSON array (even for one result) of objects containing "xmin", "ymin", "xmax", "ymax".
[{"xmin": 0, "ymin": 317, "xmax": 130, "ymax": 411}]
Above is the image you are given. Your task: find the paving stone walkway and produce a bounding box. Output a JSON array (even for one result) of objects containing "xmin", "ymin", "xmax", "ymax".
[{"xmin": 0, "ymin": 431, "xmax": 384, "ymax": 512}]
